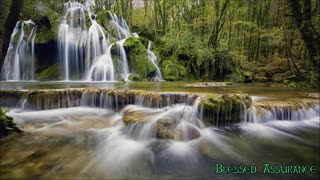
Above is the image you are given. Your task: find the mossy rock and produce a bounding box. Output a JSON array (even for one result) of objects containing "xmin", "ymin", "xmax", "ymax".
[
  {"xmin": 35, "ymin": 64, "xmax": 61, "ymax": 81},
  {"xmin": 124, "ymin": 37, "xmax": 157, "ymax": 79},
  {"xmin": 162, "ymin": 63, "xmax": 186, "ymax": 81},
  {"xmin": 21, "ymin": 0, "xmax": 62, "ymax": 44},
  {"xmin": 243, "ymin": 71, "xmax": 254, "ymax": 83},
  {"xmin": 138, "ymin": 37, "xmax": 150, "ymax": 49},
  {"xmin": 199, "ymin": 94, "xmax": 252, "ymax": 126},
  {"xmin": 254, "ymin": 75, "xmax": 268, "ymax": 82},
  {"xmin": 96, "ymin": 9, "xmax": 111, "ymax": 30},
  {"xmin": 0, "ymin": 107, "xmax": 22, "ymax": 138},
  {"xmin": 128, "ymin": 74, "xmax": 141, "ymax": 81}
]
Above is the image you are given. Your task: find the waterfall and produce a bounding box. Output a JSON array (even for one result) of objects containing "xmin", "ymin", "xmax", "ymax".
[
  {"xmin": 108, "ymin": 11, "xmax": 132, "ymax": 39},
  {"xmin": 242, "ymin": 98, "xmax": 320, "ymax": 124},
  {"xmin": 1, "ymin": 20, "xmax": 37, "ymax": 81},
  {"xmin": 58, "ymin": 1, "xmax": 109, "ymax": 80},
  {"xmin": 116, "ymin": 39, "xmax": 130, "ymax": 78},
  {"xmin": 86, "ymin": 45, "xmax": 115, "ymax": 81},
  {"xmin": 1, "ymin": 1, "xmax": 162, "ymax": 82},
  {"xmin": 147, "ymin": 41, "xmax": 163, "ymax": 81},
  {"xmin": 57, "ymin": 1, "xmax": 136, "ymax": 81},
  {"xmin": 1, "ymin": 89, "xmax": 319, "ymax": 126}
]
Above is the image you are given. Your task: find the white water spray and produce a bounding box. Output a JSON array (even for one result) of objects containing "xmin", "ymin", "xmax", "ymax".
[{"xmin": 1, "ymin": 20, "xmax": 37, "ymax": 81}]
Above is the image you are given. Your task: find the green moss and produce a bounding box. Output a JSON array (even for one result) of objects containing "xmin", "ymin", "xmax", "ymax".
[
  {"xmin": 128, "ymin": 74, "xmax": 142, "ymax": 81},
  {"xmin": 138, "ymin": 37, "xmax": 149, "ymax": 48},
  {"xmin": 162, "ymin": 62, "xmax": 186, "ymax": 81},
  {"xmin": 35, "ymin": 64, "xmax": 61, "ymax": 81},
  {"xmin": 96, "ymin": 9, "xmax": 111, "ymax": 29},
  {"xmin": 20, "ymin": 0, "xmax": 62, "ymax": 44},
  {"xmin": 200, "ymin": 94, "xmax": 252, "ymax": 125},
  {"xmin": 124, "ymin": 37, "xmax": 157, "ymax": 79},
  {"xmin": 243, "ymin": 71, "xmax": 254, "ymax": 82},
  {"xmin": 255, "ymin": 75, "xmax": 268, "ymax": 82},
  {"xmin": 0, "ymin": 107, "xmax": 22, "ymax": 138}
]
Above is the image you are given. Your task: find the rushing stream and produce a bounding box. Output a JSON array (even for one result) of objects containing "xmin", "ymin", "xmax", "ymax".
[
  {"xmin": 0, "ymin": 83, "xmax": 319, "ymax": 179},
  {"xmin": 0, "ymin": 0, "xmax": 319, "ymax": 179}
]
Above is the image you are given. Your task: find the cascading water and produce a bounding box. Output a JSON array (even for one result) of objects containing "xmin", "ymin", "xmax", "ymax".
[
  {"xmin": 1, "ymin": 88, "xmax": 319, "ymax": 178},
  {"xmin": 116, "ymin": 39, "xmax": 130, "ymax": 78},
  {"xmin": 57, "ymin": 1, "xmax": 140, "ymax": 81},
  {"xmin": 58, "ymin": 1, "xmax": 109, "ymax": 80},
  {"xmin": 147, "ymin": 41, "xmax": 163, "ymax": 81},
  {"xmin": 108, "ymin": 11, "xmax": 132, "ymax": 39},
  {"xmin": 1, "ymin": 1, "xmax": 163, "ymax": 82},
  {"xmin": 86, "ymin": 45, "xmax": 115, "ymax": 81},
  {"xmin": 1, "ymin": 20, "xmax": 37, "ymax": 81}
]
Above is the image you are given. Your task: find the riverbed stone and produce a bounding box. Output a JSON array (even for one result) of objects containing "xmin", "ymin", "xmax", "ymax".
[{"xmin": 0, "ymin": 107, "xmax": 23, "ymax": 138}]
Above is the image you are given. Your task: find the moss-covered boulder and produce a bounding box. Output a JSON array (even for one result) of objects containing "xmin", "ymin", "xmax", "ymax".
[
  {"xmin": 35, "ymin": 64, "xmax": 61, "ymax": 80},
  {"xmin": 162, "ymin": 60, "xmax": 186, "ymax": 81},
  {"xmin": 199, "ymin": 94, "xmax": 252, "ymax": 126},
  {"xmin": 0, "ymin": 107, "xmax": 22, "ymax": 138},
  {"xmin": 96, "ymin": 9, "xmax": 111, "ymax": 30},
  {"xmin": 243, "ymin": 71, "xmax": 254, "ymax": 83},
  {"xmin": 124, "ymin": 37, "xmax": 157, "ymax": 79},
  {"xmin": 128, "ymin": 74, "xmax": 141, "ymax": 81},
  {"xmin": 21, "ymin": 0, "xmax": 62, "ymax": 44}
]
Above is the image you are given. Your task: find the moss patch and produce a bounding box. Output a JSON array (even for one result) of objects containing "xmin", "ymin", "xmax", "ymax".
[
  {"xmin": 96, "ymin": 9, "xmax": 111, "ymax": 29},
  {"xmin": 162, "ymin": 62, "xmax": 186, "ymax": 81},
  {"xmin": 124, "ymin": 37, "xmax": 157, "ymax": 79},
  {"xmin": 0, "ymin": 107, "xmax": 22, "ymax": 138},
  {"xmin": 128, "ymin": 74, "xmax": 141, "ymax": 81},
  {"xmin": 35, "ymin": 64, "xmax": 61, "ymax": 81},
  {"xmin": 200, "ymin": 94, "xmax": 252, "ymax": 125}
]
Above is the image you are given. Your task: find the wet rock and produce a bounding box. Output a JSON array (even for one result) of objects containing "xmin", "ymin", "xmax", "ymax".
[
  {"xmin": 305, "ymin": 93, "xmax": 320, "ymax": 99},
  {"xmin": 0, "ymin": 107, "xmax": 23, "ymax": 138},
  {"xmin": 199, "ymin": 94, "xmax": 252, "ymax": 126},
  {"xmin": 155, "ymin": 118, "xmax": 177, "ymax": 139},
  {"xmin": 35, "ymin": 64, "xmax": 61, "ymax": 81},
  {"xmin": 124, "ymin": 37, "xmax": 157, "ymax": 79},
  {"xmin": 254, "ymin": 98, "xmax": 319, "ymax": 109}
]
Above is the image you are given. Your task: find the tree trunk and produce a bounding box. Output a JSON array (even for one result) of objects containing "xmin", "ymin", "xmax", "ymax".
[{"xmin": 287, "ymin": 0, "xmax": 320, "ymax": 79}]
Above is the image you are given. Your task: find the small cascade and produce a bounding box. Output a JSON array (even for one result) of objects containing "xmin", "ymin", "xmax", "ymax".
[
  {"xmin": 108, "ymin": 12, "xmax": 132, "ymax": 39},
  {"xmin": 58, "ymin": 1, "xmax": 109, "ymax": 80},
  {"xmin": 147, "ymin": 41, "xmax": 163, "ymax": 81},
  {"xmin": 0, "ymin": 89, "xmax": 198, "ymax": 110},
  {"xmin": 244, "ymin": 100, "xmax": 320, "ymax": 123},
  {"xmin": 1, "ymin": 89, "xmax": 319, "ymax": 128},
  {"xmin": 116, "ymin": 39, "xmax": 130, "ymax": 78},
  {"xmin": 1, "ymin": 20, "xmax": 37, "ymax": 81},
  {"xmin": 86, "ymin": 45, "xmax": 115, "ymax": 81}
]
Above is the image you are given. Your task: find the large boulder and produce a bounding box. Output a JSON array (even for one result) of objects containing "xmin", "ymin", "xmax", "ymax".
[
  {"xmin": 161, "ymin": 60, "xmax": 186, "ymax": 81},
  {"xmin": 124, "ymin": 37, "xmax": 157, "ymax": 79},
  {"xmin": 122, "ymin": 106, "xmax": 200, "ymax": 140}
]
